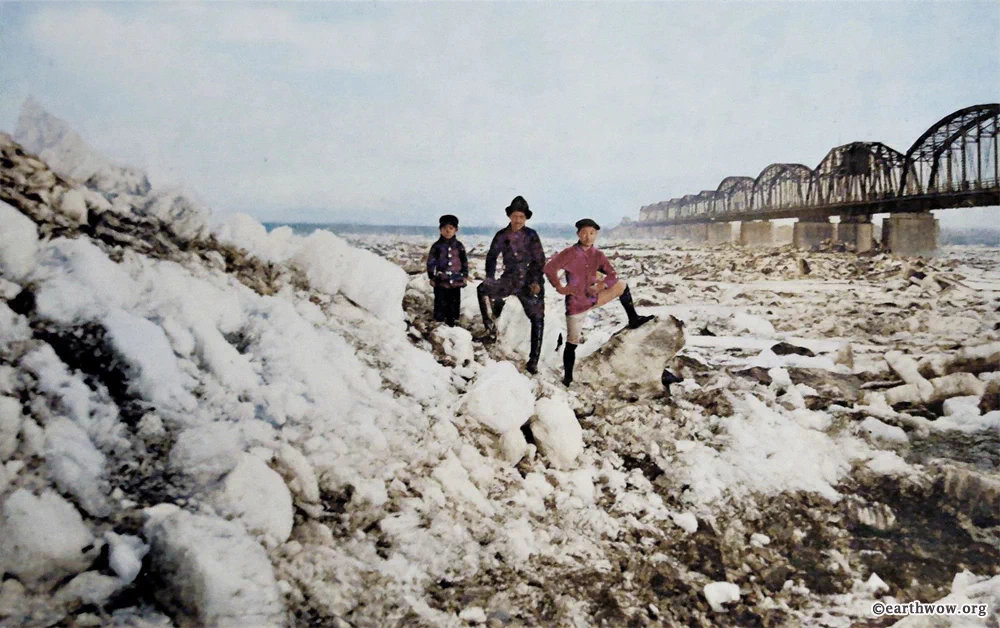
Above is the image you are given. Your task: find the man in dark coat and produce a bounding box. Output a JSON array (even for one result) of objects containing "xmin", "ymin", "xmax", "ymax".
[{"xmin": 477, "ymin": 195, "xmax": 546, "ymax": 374}]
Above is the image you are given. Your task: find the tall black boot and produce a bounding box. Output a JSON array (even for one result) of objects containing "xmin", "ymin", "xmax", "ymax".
[
  {"xmin": 432, "ymin": 285, "xmax": 445, "ymax": 322},
  {"xmin": 476, "ymin": 288, "xmax": 497, "ymax": 343},
  {"xmin": 446, "ymin": 287, "xmax": 461, "ymax": 327},
  {"xmin": 620, "ymin": 286, "xmax": 655, "ymax": 329},
  {"xmin": 562, "ymin": 342, "xmax": 577, "ymax": 386},
  {"xmin": 526, "ymin": 318, "xmax": 543, "ymax": 374}
]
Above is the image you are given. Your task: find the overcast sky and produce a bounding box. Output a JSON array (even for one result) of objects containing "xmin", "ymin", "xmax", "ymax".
[{"xmin": 1, "ymin": 2, "xmax": 998, "ymax": 228}]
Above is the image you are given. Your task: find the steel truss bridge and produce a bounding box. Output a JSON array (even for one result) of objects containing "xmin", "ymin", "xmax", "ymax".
[{"xmin": 638, "ymin": 104, "xmax": 1000, "ymax": 226}]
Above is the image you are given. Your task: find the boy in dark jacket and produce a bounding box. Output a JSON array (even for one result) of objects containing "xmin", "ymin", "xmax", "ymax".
[{"xmin": 427, "ymin": 214, "xmax": 469, "ymax": 327}]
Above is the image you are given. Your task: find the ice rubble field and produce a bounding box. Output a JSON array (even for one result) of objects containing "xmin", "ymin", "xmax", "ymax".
[{"xmin": 0, "ymin": 109, "xmax": 999, "ymax": 628}]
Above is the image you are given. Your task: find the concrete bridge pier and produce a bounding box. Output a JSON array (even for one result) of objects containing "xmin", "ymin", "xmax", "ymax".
[
  {"xmin": 882, "ymin": 212, "xmax": 939, "ymax": 257},
  {"xmin": 707, "ymin": 222, "xmax": 735, "ymax": 245},
  {"xmin": 682, "ymin": 223, "xmax": 709, "ymax": 243},
  {"xmin": 739, "ymin": 220, "xmax": 774, "ymax": 247},
  {"xmin": 837, "ymin": 215, "xmax": 874, "ymax": 253},
  {"xmin": 793, "ymin": 219, "xmax": 835, "ymax": 250}
]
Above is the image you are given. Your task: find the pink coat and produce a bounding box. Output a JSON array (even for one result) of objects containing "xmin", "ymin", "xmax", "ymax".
[{"xmin": 543, "ymin": 243, "xmax": 620, "ymax": 315}]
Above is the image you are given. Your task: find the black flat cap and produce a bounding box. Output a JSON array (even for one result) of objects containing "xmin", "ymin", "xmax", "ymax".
[
  {"xmin": 575, "ymin": 218, "xmax": 600, "ymax": 231},
  {"xmin": 439, "ymin": 214, "xmax": 459, "ymax": 228}
]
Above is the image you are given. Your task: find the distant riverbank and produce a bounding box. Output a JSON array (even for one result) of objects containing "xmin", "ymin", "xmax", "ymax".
[{"xmin": 263, "ymin": 222, "xmax": 580, "ymax": 239}]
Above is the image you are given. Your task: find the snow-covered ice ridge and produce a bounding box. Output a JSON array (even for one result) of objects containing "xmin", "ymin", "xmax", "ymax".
[{"xmin": 1, "ymin": 112, "xmax": 999, "ymax": 627}]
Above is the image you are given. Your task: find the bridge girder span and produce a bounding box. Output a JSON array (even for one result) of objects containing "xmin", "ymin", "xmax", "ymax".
[{"xmin": 638, "ymin": 103, "xmax": 1000, "ymax": 226}]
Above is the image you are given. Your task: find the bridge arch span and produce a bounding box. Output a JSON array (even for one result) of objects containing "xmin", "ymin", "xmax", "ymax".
[
  {"xmin": 902, "ymin": 103, "xmax": 999, "ymax": 196},
  {"xmin": 812, "ymin": 142, "xmax": 909, "ymax": 207},
  {"xmin": 715, "ymin": 176, "xmax": 754, "ymax": 215},
  {"xmin": 751, "ymin": 163, "xmax": 814, "ymax": 212}
]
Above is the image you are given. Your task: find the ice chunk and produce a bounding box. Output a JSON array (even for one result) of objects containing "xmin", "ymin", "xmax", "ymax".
[
  {"xmin": 144, "ymin": 508, "xmax": 285, "ymax": 627},
  {"xmin": 432, "ymin": 325, "xmax": 475, "ymax": 366},
  {"xmin": 750, "ymin": 533, "xmax": 770, "ymax": 547},
  {"xmin": 576, "ymin": 316, "xmax": 685, "ymax": 387},
  {"xmin": 863, "ymin": 572, "xmax": 889, "ymax": 594},
  {"xmin": 703, "ymin": 581, "xmax": 741, "ymax": 612},
  {"xmin": 465, "ymin": 361, "xmax": 536, "ymax": 434},
  {"xmin": 0, "ymin": 200, "xmax": 39, "ymax": 282},
  {"xmin": 351, "ymin": 477, "xmax": 388, "ymax": 508},
  {"xmin": 942, "ymin": 396, "xmax": 981, "ymax": 417},
  {"xmin": 459, "ymin": 606, "xmax": 487, "ymax": 624},
  {"xmin": 670, "ymin": 512, "xmax": 698, "ymax": 533},
  {"xmin": 431, "ymin": 454, "xmax": 495, "ymax": 516},
  {"xmin": 0, "ymin": 395, "xmax": 23, "ymax": 461},
  {"xmin": 170, "ymin": 422, "xmax": 244, "ymax": 483},
  {"xmin": 530, "ymin": 396, "xmax": 583, "ymax": 470},
  {"xmin": 859, "ymin": 417, "xmax": 908, "ymax": 445},
  {"xmin": 216, "ymin": 453, "xmax": 294, "ymax": 546},
  {"xmin": 33, "ymin": 238, "xmax": 137, "ymax": 325},
  {"xmin": 143, "ymin": 187, "xmax": 210, "ymax": 241},
  {"xmin": 44, "ymin": 417, "xmax": 109, "ymax": 516},
  {"xmin": 732, "ymin": 312, "xmax": 775, "ymax": 336},
  {"xmin": 58, "ymin": 188, "xmax": 88, "ymax": 225},
  {"xmin": 105, "ymin": 531, "xmax": 148, "ymax": 584},
  {"xmin": 500, "ymin": 516, "xmax": 536, "ymax": 562},
  {"xmin": 0, "ymin": 489, "xmax": 97, "ymax": 585},
  {"xmin": 292, "ymin": 229, "xmax": 407, "ymax": 325},
  {"xmin": 500, "ymin": 429, "xmax": 529, "ymax": 465},
  {"xmin": 768, "ymin": 367, "xmax": 792, "ymax": 389},
  {"xmin": 0, "ymin": 303, "xmax": 32, "ymax": 350},
  {"xmin": 54, "ymin": 571, "xmax": 124, "ymax": 606},
  {"xmin": 103, "ymin": 310, "xmax": 197, "ymax": 411},
  {"xmin": 274, "ymin": 443, "xmax": 320, "ymax": 504},
  {"xmin": 214, "ymin": 214, "xmax": 285, "ymax": 262},
  {"xmin": 866, "ymin": 450, "xmax": 913, "ymax": 476},
  {"xmin": 496, "ymin": 295, "xmax": 564, "ymax": 367},
  {"xmin": 885, "ymin": 351, "xmax": 934, "ymax": 401}
]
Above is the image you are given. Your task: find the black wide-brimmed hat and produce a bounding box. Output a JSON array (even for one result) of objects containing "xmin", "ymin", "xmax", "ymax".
[
  {"xmin": 505, "ymin": 195, "xmax": 532, "ymax": 219},
  {"xmin": 439, "ymin": 214, "xmax": 459, "ymax": 228},
  {"xmin": 575, "ymin": 218, "xmax": 601, "ymax": 231}
]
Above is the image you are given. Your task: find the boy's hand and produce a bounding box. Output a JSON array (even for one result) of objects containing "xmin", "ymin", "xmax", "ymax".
[
  {"xmin": 529, "ymin": 283, "xmax": 541, "ymax": 296},
  {"xmin": 586, "ymin": 282, "xmax": 602, "ymax": 297}
]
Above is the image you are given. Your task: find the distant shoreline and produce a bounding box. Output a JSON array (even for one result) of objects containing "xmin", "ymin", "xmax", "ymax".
[
  {"xmin": 261, "ymin": 222, "xmax": 1000, "ymax": 247},
  {"xmin": 262, "ymin": 221, "xmax": 580, "ymax": 238}
]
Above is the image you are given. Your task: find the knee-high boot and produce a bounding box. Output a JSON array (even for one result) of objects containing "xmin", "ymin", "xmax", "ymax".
[
  {"xmin": 620, "ymin": 286, "xmax": 655, "ymax": 329},
  {"xmin": 526, "ymin": 318, "xmax": 543, "ymax": 374},
  {"xmin": 477, "ymin": 286, "xmax": 497, "ymax": 342},
  {"xmin": 562, "ymin": 342, "xmax": 577, "ymax": 386}
]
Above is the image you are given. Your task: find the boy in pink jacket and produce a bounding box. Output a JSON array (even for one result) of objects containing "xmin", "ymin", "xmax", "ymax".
[{"xmin": 543, "ymin": 218, "xmax": 654, "ymax": 386}]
